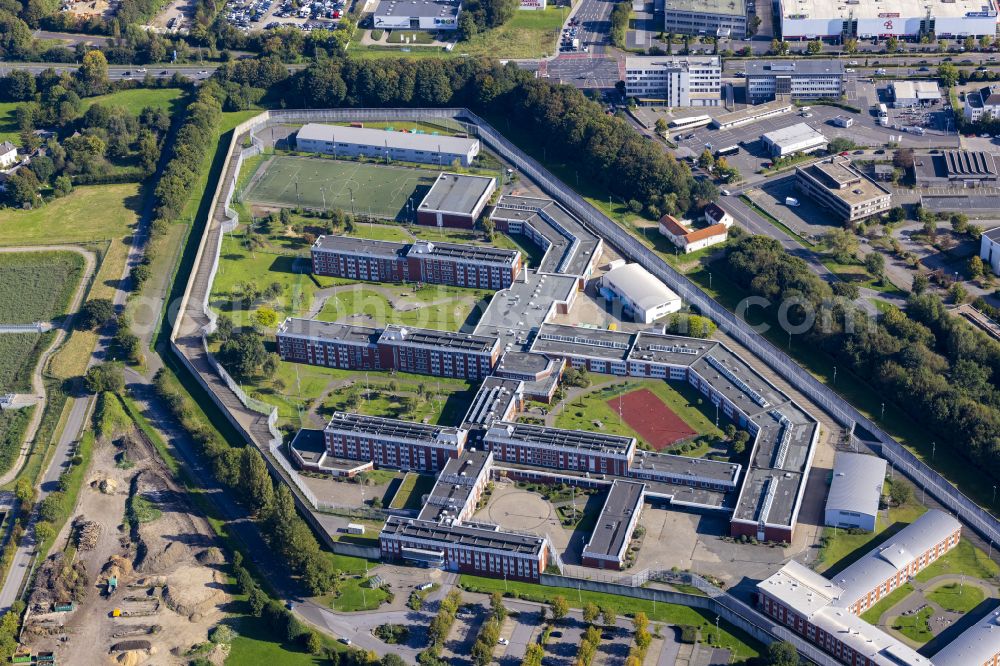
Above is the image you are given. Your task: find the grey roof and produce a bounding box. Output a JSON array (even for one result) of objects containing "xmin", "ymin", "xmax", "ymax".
[
  {"xmin": 289, "ymin": 428, "xmax": 326, "ymax": 460},
  {"xmin": 583, "ymin": 480, "xmax": 646, "ymax": 560},
  {"xmin": 826, "ymin": 452, "xmax": 886, "ymax": 518},
  {"xmin": 313, "ymin": 235, "xmax": 408, "ymax": 259},
  {"xmin": 485, "ymin": 421, "xmax": 636, "ymax": 456},
  {"xmin": 277, "ymin": 318, "xmax": 381, "ymax": 346},
  {"xmin": 746, "ymin": 60, "xmax": 845, "ymax": 76},
  {"xmin": 931, "ymin": 607, "xmax": 1000, "ymax": 666},
  {"xmin": 761, "ymin": 123, "xmax": 827, "ymax": 149},
  {"xmin": 374, "ymin": 0, "xmax": 460, "ymax": 18},
  {"xmin": 629, "ymin": 330, "xmax": 716, "ymax": 367},
  {"xmin": 406, "ymin": 240, "xmax": 518, "ymax": 266},
  {"xmin": 418, "ymin": 172, "xmax": 496, "ymax": 215},
  {"xmin": 984, "ymin": 226, "xmax": 1000, "ymax": 242},
  {"xmin": 381, "ymin": 515, "xmax": 546, "ymax": 555},
  {"xmin": 461, "ymin": 377, "xmax": 523, "ymax": 429},
  {"xmin": 831, "ymin": 510, "xmax": 961, "ymax": 609},
  {"xmin": 325, "ymin": 411, "xmax": 464, "ymax": 444},
  {"xmin": 473, "ymin": 269, "xmax": 577, "ymax": 350},
  {"xmin": 0, "ymin": 141, "xmax": 15, "ymax": 154},
  {"xmin": 297, "ymin": 123, "xmax": 477, "ymax": 155},
  {"xmin": 531, "ymin": 323, "xmax": 636, "ymax": 362},
  {"xmin": 629, "ymin": 449, "xmax": 741, "ymax": 487},
  {"xmin": 490, "ymin": 195, "xmax": 601, "ymax": 277},
  {"xmin": 379, "ymin": 324, "xmax": 498, "ymax": 353},
  {"xmin": 419, "ymin": 450, "xmax": 492, "ymax": 522}
]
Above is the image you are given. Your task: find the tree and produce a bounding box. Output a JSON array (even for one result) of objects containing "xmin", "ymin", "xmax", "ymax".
[
  {"xmin": 951, "ymin": 213, "xmax": 969, "ymax": 233},
  {"xmin": 583, "ymin": 601, "xmax": 600, "ymax": 625},
  {"xmin": 806, "ymin": 39, "xmax": 822, "ymax": 54},
  {"xmin": 550, "ymin": 595, "xmax": 568, "ymax": 622},
  {"xmin": 28, "ymin": 155, "xmax": 54, "ymax": 184},
  {"xmin": 823, "ymin": 228, "xmax": 858, "ymax": 263},
  {"xmin": 78, "ymin": 50, "xmax": 109, "ymax": 95},
  {"xmin": 765, "ymin": 640, "xmax": 799, "ymax": 666},
  {"xmin": 698, "ymin": 149, "xmax": 715, "ymax": 170},
  {"xmin": 864, "ymin": 252, "xmax": 886, "ymax": 281},
  {"xmin": 889, "ymin": 479, "xmax": 913, "ymax": 506},
  {"xmin": 522, "ymin": 643, "xmax": 545, "ymax": 666},
  {"xmin": 654, "ymin": 117, "xmax": 668, "ymax": 135},
  {"xmin": 490, "ymin": 591, "xmax": 506, "ymax": 621},
  {"xmin": 241, "ymin": 446, "xmax": 275, "ymax": 516},
  {"xmin": 938, "ymin": 63, "xmax": 959, "ymax": 87},
  {"xmin": 893, "ymin": 148, "xmax": 915, "ymax": 170},
  {"xmin": 53, "ymin": 175, "xmax": 73, "ymax": 198},
  {"xmin": 969, "ymin": 255, "xmax": 986, "ymax": 280},
  {"xmin": 732, "ymin": 430, "xmax": 750, "ymax": 454},
  {"xmin": 77, "ymin": 298, "xmax": 115, "ymax": 330},
  {"xmin": 912, "ymin": 273, "xmax": 930, "ymax": 295},
  {"xmin": 482, "ymin": 216, "xmax": 496, "ymax": 242},
  {"xmin": 84, "ymin": 362, "xmax": 124, "ymax": 394},
  {"xmin": 254, "ymin": 306, "xmax": 280, "ymax": 328},
  {"xmin": 305, "ymin": 631, "xmax": 323, "ymax": 655},
  {"xmin": 601, "ymin": 605, "xmax": 616, "ymax": 627},
  {"xmin": 4, "ymin": 169, "xmax": 39, "ymax": 208},
  {"xmin": 218, "ymin": 328, "xmax": 268, "ymax": 380},
  {"xmin": 832, "ymin": 281, "xmax": 860, "ymax": 300},
  {"xmin": 950, "ymin": 281, "xmax": 968, "ymax": 304}
]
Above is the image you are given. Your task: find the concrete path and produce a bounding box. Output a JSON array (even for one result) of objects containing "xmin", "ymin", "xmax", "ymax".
[{"xmin": 0, "ymin": 245, "xmax": 97, "ymax": 489}]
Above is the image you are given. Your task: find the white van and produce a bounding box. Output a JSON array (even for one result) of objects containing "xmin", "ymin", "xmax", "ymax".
[{"xmin": 785, "ymin": 197, "xmax": 800, "ymax": 207}]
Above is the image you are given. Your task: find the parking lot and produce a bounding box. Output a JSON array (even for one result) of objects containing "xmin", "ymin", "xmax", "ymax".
[{"xmin": 223, "ymin": 0, "xmax": 345, "ymax": 31}]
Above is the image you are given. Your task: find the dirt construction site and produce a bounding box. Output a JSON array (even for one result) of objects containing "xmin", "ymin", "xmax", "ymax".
[{"xmin": 20, "ymin": 420, "xmax": 231, "ymax": 665}]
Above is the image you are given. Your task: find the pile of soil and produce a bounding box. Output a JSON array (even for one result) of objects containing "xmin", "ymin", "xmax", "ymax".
[
  {"xmin": 29, "ymin": 553, "xmax": 89, "ymax": 610},
  {"xmin": 162, "ymin": 566, "xmax": 227, "ymax": 620}
]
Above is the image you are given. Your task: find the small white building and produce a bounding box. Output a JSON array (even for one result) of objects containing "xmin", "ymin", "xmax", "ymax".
[
  {"xmin": 599, "ymin": 263, "xmax": 682, "ymax": 324},
  {"xmin": 980, "ymin": 227, "xmax": 1000, "ymax": 276},
  {"xmin": 824, "ymin": 452, "xmax": 886, "ymax": 532},
  {"xmin": 890, "ymin": 81, "xmax": 941, "ymax": 108},
  {"xmin": 761, "ymin": 123, "xmax": 828, "ymax": 159},
  {"xmin": 0, "ymin": 142, "xmax": 17, "ymax": 170},
  {"xmin": 658, "ymin": 214, "xmax": 729, "ymax": 254},
  {"xmin": 703, "ymin": 202, "xmax": 734, "ymax": 228}
]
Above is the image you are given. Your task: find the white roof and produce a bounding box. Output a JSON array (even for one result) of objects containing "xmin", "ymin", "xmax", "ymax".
[
  {"xmin": 757, "ymin": 560, "xmax": 843, "ymax": 618},
  {"xmin": 811, "ymin": 607, "xmax": 932, "ymax": 666},
  {"xmin": 826, "ymin": 452, "xmax": 886, "ymax": 519},
  {"xmin": 297, "ymin": 123, "xmax": 479, "ymax": 155},
  {"xmin": 831, "ymin": 510, "xmax": 961, "ymax": 609},
  {"xmin": 932, "ymin": 607, "xmax": 1000, "ymax": 666},
  {"xmin": 892, "ymin": 81, "xmax": 941, "ymax": 101},
  {"xmin": 601, "ymin": 263, "xmax": 681, "ymax": 311},
  {"xmin": 761, "ymin": 123, "xmax": 826, "ymax": 151},
  {"xmin": 782, "ymin": 0, "xmax": 989, "ymax": 20}
]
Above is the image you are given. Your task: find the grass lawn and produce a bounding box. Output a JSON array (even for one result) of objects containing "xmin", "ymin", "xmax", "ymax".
[
  {"xmin": 0, "ymin": 101, "xmax": 18, "ymax": 145},
  {"xmin": 82, "ymin": 87, "xmax": 185, "ymax": 117},
  {"xmin": 823, "ymin": 259, "xmax": 905, "ymax": 297},
  {"xmin": 926, "ymin": 582, "xmax": 985, "ymax": 613},
  {"xmin": 388, "ymin": 472, "xmax": 437, "ymax": 511},
  {"xmin": 0, "ymin": 184, "xmax": 138, "ymax": 246},
  {"xmin": 816, "ymin": 501, "xmax": 927, "ymax": 574},
  {"xmin": 914, "ymin": 539, "xmax": 1000, "ymax": 583},
  {"xmin": 320, "ymin": 378, "xmax": 476, "ymax": 427},
  {"xmin": 554, "ymin": 377, "xmax": 724, "ymax": 451},
  {"xmin": 458, "ymin": 7, "xmax": 566, "ymax": 59},
  {"xmin": 227, "ymin": 610, "xmax": 347, "ymax": 666},
  {"xmin": 0, "ymin": 406, "xmax": 33, "ymax": 478},
  {"xmin": 459, "ymin": 574, "xmax": 760, "ymax": 659},
  {"xmin": 325, "ymin": 575, "xmax": 390, "ymax": 612},
  {"xmin": 316, "ymin": 284, "xmax": 490, "ymax": 332},
  {"xmin": 860, "ymin": 583, "xmax": 915, "ymax": 625},
  {"xmin": 343, "ymin": 222, "xmax": 412, "ymax": 243},
  {"xmin": 0, "ymin": 251, "xmax": 85, "ymax": 324},
  {"xmin": 891, "ymin": 606, "xmax": 934, "ymax": 644}
]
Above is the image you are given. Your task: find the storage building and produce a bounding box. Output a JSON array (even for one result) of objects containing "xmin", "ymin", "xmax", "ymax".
[
  {"xmin": 761, "ymin": 123, "xmax": 828, "ymax": 158},
  {"xmin": 416, "ymin": 172, "xmax": 496, "ymax": 228},
  {"xmin": 824, "ymin": 452, "xmax": 886, "ymax": 531},
  {"xmin": 296, "ymin": 123, "xmax": 480, "ymax": 166},
  {"xmin": 599, "ymin": 262, "xmax": 682, "ymax": 324}
]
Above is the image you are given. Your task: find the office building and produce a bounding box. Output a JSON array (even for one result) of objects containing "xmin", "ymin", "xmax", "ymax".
[
  {"xmin": 779, "ymin": 0, "xmax": 999, "ymax": 40},
  {"xmin": 624, "ymin": 56, "xmax": 722, "ymax": 107},
  {"xmin": 824, "ymin": 452, "xmax": 886, "ymax": 531},
  {"xmin": 372, "ymin": 0, "xmax": 461, "ymax": 30},
  {"xmin": 296, "ymin": 123, "xmax": 480, "ymax": 166},
  {"xmin": 664, "ymin": 0, "xmax": 747, "ymax": 38},
  {"xmin": 796, "ymin": 157, "xmax": 892, "ymax": 223},
  {"xmin": 599, "ymin": 262, "xmax": 682, "ymax": 323},
  {"xmin": 416, "ymin": 172, "xmax": 497, "ymax": 228},
  {"xmin": 746, "ymin": 61, "xmax": 845, "ymax": 104}
]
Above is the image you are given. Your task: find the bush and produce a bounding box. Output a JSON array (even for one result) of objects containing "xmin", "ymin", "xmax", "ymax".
[{"xmin": 209, "ymin": 624, "xmax": 237, "ymax": 644}]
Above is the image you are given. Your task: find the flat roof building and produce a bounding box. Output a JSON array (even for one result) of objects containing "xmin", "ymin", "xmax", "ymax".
[
  {"xmin": 664, "ymin": 0, "xmax": 747, "ymax": 38},
  {"xmin": 761, "ymin": 123, "xmax": 828, "ymax": 158},
  {"xmin": 416, "ymin": 172, "xmax": 497, "ymax": 229},
  {"xmin": 624, "ymin": 56, "xmax": 722, "ymax": 107},
  {"xmin": 931, "ymin": 607, "xmax": 1000, "ymax": 666},
  {"xmin": 296, "ymin": 123, "xmax": 479, "ymax": 166},
  {"xmin": 460, "ymin": 377, "xmax": 524, "ymax": 430},
  {"xmin": 372, "ymin": 0, "xmax": 462, "ymax": 30},
  {"xmin": 484, "ymin": 421, "xmax": 637, "ymax": 476},
  {"xmin": 418, "ymin": 449, "xmax": 493, "ymax": 523},
  {"xmin": 796, "ymin": 156, "xmax": 892, "ymax": 223},
  {"xmin": 710, "ymin": 100, "xmax": 794, "ymax": 130},
  {"xmin": 914, "ymin": 150, "xmax": 1000, "ymax": 189},
  {"xmin": 890, "ymin": 81, "xmax": 941, "ymax": 108},
  {"xmin": 825, "ymin": 452, "xmax": 886, "ymax": 532},
  {"xmin": 779, "ymin": 0, "xmax": 998, "ymax": 40},
  {"xmin": 746, "ymin": 61, "xmax": 845, "ymax": 104},
  {"xmin": 581, "ymin": 480, "xmax": 646, "ymax": 570},
  {"xmin": 980, "ymin": 227, "xmax": 1000, "ymax": 277},
  {"xmin": 599, "ymin": 262, "xmax": 682, "ymax": 324},
  {"xmin": 324, "ymin": 411, "xmax": 468, "ymax": 472}
]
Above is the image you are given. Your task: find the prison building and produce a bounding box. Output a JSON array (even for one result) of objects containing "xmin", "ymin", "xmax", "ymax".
[
  {"xmin": 529, "ymin": 323, "xmax": 637, "ymax": 376},
  {"xmin": 288, "ymin": 428, "xmax": 375, "ymax": 478},
  {"xmin": 377, "ymin": 325, "xmax": 500, "ymax": 380},
  {"xmin": 931, "ymin": 606, "xmax": 1000, "ymax": 666},
  {"xmin": 824, "ymin": 452, "xmax": 886, "ymax": 531},
  {"xmin": 460, "ymin": 377, "xmax": 524, "ymax": 431},
  {"xmin": 311, "ymin": 235, "xmax": 522, "ymax": 290},
  {"xmin": 624, "ymin": 330, "xmax": 717, "ymax": 379},
  {"xmin": 276, "ymin": 318, "xmax": 382, "ymax": 370},
  {"xmin": 627, "ymin": 449, "xmax": 741, "ymax": 492},
  {"xmin": 581, "ymin": 480, "xmax": 646, "ymax": 570},
  {"xmin": 489, "ymin": 195, "xmax": 602, "ymax": 281},
  {"xmin": 379, "ymin": 516, "xmax": 549, "ymax": 582},
  {"xmin": 324, "ymin": 411, "xmax": 467, "ymax": 472},
  {"xmin": 599, "ymin": 262, "xmax": 682, "ymax": 324},
  {"xmin": 418, "ymin": 449, "xmax": 494, "ymax": 524},
  {"xmin": 484, "ymin": 421, "xmax": 636, "ymax": 476},
  {"xmin": 416, "ymin": 172, "xmax": 497, "ymax": 229},
  {"xmin": 295, "ymin": 123, "xmax": 480, "ymax": 167}
]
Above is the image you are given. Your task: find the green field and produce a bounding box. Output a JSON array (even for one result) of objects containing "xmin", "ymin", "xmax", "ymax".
[
  {"xmin": 926, "ymin": 582, "xmax": 986, "ymax": 613},
  {"xmin": 914, "ymin": 539, "xmax": 1000, "ymax": 583},
  {"xmin": 319, "ymin": 374, "xmax": 476, "ymax": 427},
  {"xmin": 325, "ymin": 575, "xmax": 390, "ymax": 612},
  {"xmin": 816, "ymin": 501, "xmax": 927, "ymax": 574},
  {"xmin": 244, "ymin": 156, "xmax": 439, "ymax": 220},
  {"xmin": 0, "ymin": 101, "xmax": 18, "ymax": 145},
  {"xmin": 0, "ymin": 406, "xmax": 33, "ymax": 478},
  {"xmin": 82, "ymin": 87, "xmax": 185, "ymax": 116},
  {"xmin": 891, "ymin": 606, "xmax": 934, "ymax": 644},
  {"xmin": 317, "ymin": 284, "xmax": 490, "ymax": 331},
  {"xmin": 0, "ymin": 251, "xmax": 85, "ymax": 324},
  {"xmin": 388, "ymin": 472, "xmax": 436, "ymax": 511},
  {"xmin": 860, "ymin": 583, "xmax": 915, "ymax": 625},
  {"xmin": 0, "ymin": 332, "xmax": 45, "ymax": 394},
  {"xmin": 553, "ymin": 378, "xmax": 724, "ymax": 451},
  {"xmin": 0, "ymin": 184, "xmax": 139, "ymax": 246}
]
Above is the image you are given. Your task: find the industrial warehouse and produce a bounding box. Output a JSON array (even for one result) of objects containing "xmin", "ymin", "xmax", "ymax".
[{"xmin": 778, "ymin": 0, "xmax": 999, "ymax": 39}]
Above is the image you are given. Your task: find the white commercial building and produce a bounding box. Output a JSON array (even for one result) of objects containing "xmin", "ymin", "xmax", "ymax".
[
  {"xmin": 599, "ymin": 262, "xmax": 682, "ymax": 323},
  {"xmin": 296, "ymin": 124, "xmax": 480, "ymax": 166},
  {"xmin": 779, "ymin": 0, "xmax": 998, "ymax": 40},
  {"xmin": 0, "ymin": 142, "xmax": 16, "ymax": 170},
  {"xmin": 964, "ymin": 85, "xmax": 1000, "ymax": 123},
  {"xmin": 746, "ymin": 60, "xmax": 845, "ymax": 104},
  {"xmin": 665, "ymin": 0, "xmax": 747, "ymax": 37},
  {"xmin": 890, "ymin": 81, "xmax": 941, "ymax": 108},
  {"xmin": 372, "ymin": 0, "xmax": 461, "ymax": 29},
  {"xmin": 980, "ymin": 227, "xmax": 1000, "ymax": 276},
  {"xmin": 824, "ymin": 452, "xmax": 886, "ymax": 531},
  {"xmin": 624, "ymin": 56, "xmax": 722, "ymax": 107},
  {"xmin": 761, "ymin": 123, "xmax": 828, "ymax": 158}
]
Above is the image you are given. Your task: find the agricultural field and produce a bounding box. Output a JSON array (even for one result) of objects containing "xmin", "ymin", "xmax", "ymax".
[
  {"xmin": 0, "ymin": 332, "xmax": 46, "ymax": 393},
  {"xmin": 244, "ymin": 156, "xmax": 439, "ymax": 220},
  {"xmin": 0, "ymin": 251, "xmax": 85, "ymax": 324},
  {"xmin": 0, "ymin": 406, "xmax": 34, "ymax": 478}
]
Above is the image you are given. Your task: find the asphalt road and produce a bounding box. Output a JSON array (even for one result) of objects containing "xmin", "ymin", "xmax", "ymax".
[{"xmin": 567, "ymin": 0, "xmax": 614, "ymax": 55}]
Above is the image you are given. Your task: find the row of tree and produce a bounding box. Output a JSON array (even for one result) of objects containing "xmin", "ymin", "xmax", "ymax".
[{"xmin": 723, "ymin": 234, "xmax": 1000, "ymax": 483}]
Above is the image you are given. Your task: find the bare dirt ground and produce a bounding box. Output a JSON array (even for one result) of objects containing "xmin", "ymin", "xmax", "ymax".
[
  {"xmin": 149, "ymin": 0, "xmax": 193, "ymax": 31},
  {"xmin": 21, "ymin": 423, "xmax": 231, "ymax": 665}
]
